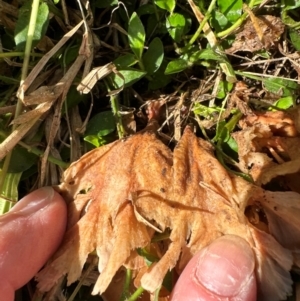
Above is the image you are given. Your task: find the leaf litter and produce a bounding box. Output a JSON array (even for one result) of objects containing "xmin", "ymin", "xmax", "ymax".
[
  {"xmin": 36, "ymin": 108, "xmax": 300, "ymax": 301},
  {"xmin": 225, "ymin": 14, "xmax": 285, "ymax": 54}
]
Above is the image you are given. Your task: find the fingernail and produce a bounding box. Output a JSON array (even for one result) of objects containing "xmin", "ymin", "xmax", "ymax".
[
  {"xmin": 194, "ymin": 235, "xmax": 255, "ymax": 297},
  {"xmin": 9, "ymin": 187, "xmax": 55, "ymax": 216}
]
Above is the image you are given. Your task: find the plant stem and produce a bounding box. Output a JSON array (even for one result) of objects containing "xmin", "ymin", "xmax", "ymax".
[
  {"xmin": 111, "ymin": 93, "xmax": 125, "ymax": 138},
  {"xmin": 188, "ymin": 16, "xmax": 207, "ymax": 46},
  {"xmin": 105, "ymin": 79, "xmax": 125, "ymax": 139},
  {"xmin": 124, "ymin": 269, "xmax": 132, "ymax": 294},
  {"xmin": 224, "ymin": 110, "xmax": 243, "ymax": 133},
  {"xmin": 18, "ymin": 140, "xmax": 70, "ymax": 168},
  {"xmin": 152, "ymin": 0, "xmax": 160, "ymax": 25},
  {"xmin": 119, "ymin": 269, "xmax": 132, "ymax": 301},
  {"xmin": 188, "ymin": 0, "xmax": 217, "ymax": 46},
  {"xmin": 216, "ymin": 0, "xmax": 256, "ymax": 38},
  {"xmin": 0, "ymin": 52, "xmax": 43, "ymax": 58},
  {"xmin": 187, "ymin": 0, "xmax": 236, "ymax": 82},
  {"xmin": 215, "ymin": 146, "xmax": 253, "ymax": 182},
  {"xmin": 0, "ymin": 130, "xmax": 69, "ymax": 168},
  {"xmin": 0, "ymin": 0, "xmax": 40, "ymax": 196},
  {"xmin": 19, "ymin": 0, "xmax": 40, "ymax": 90},
  {"xmin": 151, "ymin": 229, "xmax": 171, "ymax": 242},
  {"xmin": 127, "ymin": 287, "xmax": 144, "ymax": 301},
  {"xmin": 138, "ymin": 57, "xmax": 145, "ymax": 72}
]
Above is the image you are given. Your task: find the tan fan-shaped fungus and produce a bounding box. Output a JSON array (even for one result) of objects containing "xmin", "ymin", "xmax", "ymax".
[{"xmin": 36, "ymin": 123, "xmax": 300, "ymax": 301}]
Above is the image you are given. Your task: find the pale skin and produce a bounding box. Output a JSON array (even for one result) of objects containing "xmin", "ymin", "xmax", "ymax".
[{"xmin": 0, "ymin": 187, "xmax": 257, "ymax": 300}]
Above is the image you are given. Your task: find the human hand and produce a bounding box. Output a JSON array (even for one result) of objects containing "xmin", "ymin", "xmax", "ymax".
[
  {"xmin": 0, "ymin": 189, "xmax": 256, "ymax": 301},
  {"xmin": 0, "ymin": 187, "xmax": 67, "ymax": 301},
  {"xmin": 171, "ymin": 235, "xmax": 257, "ymax": 301}
]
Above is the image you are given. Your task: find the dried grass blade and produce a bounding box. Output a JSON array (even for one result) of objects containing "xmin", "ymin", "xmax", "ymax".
[
  {"xmin": 17, "ymin": 20, "xmax": 84, "ymax": 99},
  {"xmin": 187, "ymin": 0, "xmax": 236, "ymax": 82},
  {"xmin": 40, "ymin": 54, "xmax": 86, "ymax": 185},
  {"xmin": 0, "ymin": 117, "xmax": 40, "ymax": 161},
  {"xmin": 77, "ymin": 63, "xmax": 116, "ymax": 94}
]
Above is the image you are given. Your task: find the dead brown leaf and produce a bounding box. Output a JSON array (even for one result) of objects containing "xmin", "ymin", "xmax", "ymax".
[
  {"xmin": 234, "ymin": 107, "xmax": 300, "ymax": 190},
  {"xmin": 36, "ymin": 125, "xmax": 171, "ymax": 295},
  {"xmin": 77, "ymin": 62, "xmax": 122, "ymax": 95},
  {"xmin": 36, "ymin": 124, "xmax": 300, "ymax": 301},
  {"xmin": 226, "ymin": 15, "xmax": 285, "ymax": 54}
]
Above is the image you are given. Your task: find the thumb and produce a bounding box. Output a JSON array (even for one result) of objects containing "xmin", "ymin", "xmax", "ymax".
[
  {"xmin": 171, "ymin": 235, "xmax": 257, "ymax": 301},
  {"xmin": 0, "ymin": 187, "xmax": 67, "ymax": 301}
]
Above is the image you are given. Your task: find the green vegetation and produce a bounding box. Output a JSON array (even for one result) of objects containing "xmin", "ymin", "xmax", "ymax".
[{"xmin": 0, "ymin": 0, "xmax": 299, "ymax": 300}]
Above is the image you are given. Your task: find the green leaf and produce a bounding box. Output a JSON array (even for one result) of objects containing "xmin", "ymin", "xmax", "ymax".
[
  {"xmin": 216, "ymin": 81, "xmax": 233, "ymax": 99},
  {"xmin": 216, "ymin": 125, "xmax": 239, "ymax": 156},
  {"xmin": 166, "ymin": 13, "xmax": 186, "ymax": 43},
  {"xmin": 289, "ymin": 28, "xmax": 300, "ymax": 51},
  {"xmin": 114, "ymin": 53, "xmax": 138, "ymax": 68},
  {"xmin": 0, "ymin": 172, "xmax": 21, "ymax": 214},
  {"xmin": 143, "ymin": 38, "xmax": 164, "ymax": 75},
  {"xmin": 224, "ymin": 135, "xmax": 238, "ymax": 153},
  {"xmin": 211, "ymin": 10, "xmax": 229, "ymax": 31},
  {"xmin": 281, "ymin": 10, "xmax": 300, "ymax": 28},
  {"xmin": 154, "ymin": 0, "xmax": 175, "ymax": 13},
  {"xmin": 63, "ymin": 86, "xmax": 89, "ymax": 115},
  {"xmin": 94, "ymin": 0, "xmax": 118, "ymax": 8},
  {"xmin": 263, "ymin": 77, "xmax": 299, "ymax": 97},
  {"xmin": 0, "ymin": 75, "xmax": 19, "ymax": 84},
  {"xmin": 214, "ymin": 111, "xmax": 242, "ymax": 143},
  {"xmin": 128, "ymin": 12, "xmax": 145, "ymax": 59},
  {"xmin": 84, "ymin": 135, "xmax": 104, "ymax": 148},
  {"xmin": 6, "ymin": 146, "xmax": 38, "ymax": 173},
  {"xmin": 14, "ymin": 1, "xmax": 49, "ymax": 51},
  {"xmin": 273, "ymin": 96, "xmax": 294, "ymax": 110},
  {"xmin": 189, "ymin": 49, "xmax": 225, "ymax": 63},
  {"xmin": 137, "ymin": 248, "xmax": 159, "ymax": 266},
  {"xmin": 254, "ymin": 49, "xmax": 271, "ymax": 59},
  {"xmin": 84, "ymin": 111, "xmax": 116, "ymax": 146},
  {"xmin": 165, "ymin": 58, "xmax": 189, "ymax": 75},
  {"xmin": 109, "ymin": 69, "xmax": 147, "ymax": 88},
  {"xmin": 282, "ymin": 0, "xmax": 300, "ymax": 10},
  {"xmin": 146, "ymin": 14, "xmax": 168, "ymax": 37},
  {"xmin": 193, "ymin": 103, "xmax": 224, "ymax": 118},
  {"xmin": 137, "ymin": 4, "xmax": 156, "ymax": 16},
  {"xmin": 60, "ymin": 44, "xmax": 80, "ymax": 67},
  {"xmin": 214, "ymin": 120, "xmax": 226, "ymax": 141},
  {"xmin": 218, "ymin": 0, "xmax": 242, "ymax": 23},
  {"xmin": 149, "ymin": 62, "xmax": 171, "ymax": 90}
]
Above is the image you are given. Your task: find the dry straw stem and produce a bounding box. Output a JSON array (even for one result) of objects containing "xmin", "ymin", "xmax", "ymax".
[
  {"xmin": 0, "ymin": 0, "xmax": 40, "ymax": 194},
  {"xmin": 38, "ymin": 33, "xmax": 91, "ymax": 184},
  {"xmin": 17, "ymin": 20, "xmax": 83, "ymax": 98},
  {"xmin": 39, "ymin": 53, "xmax": 87, "ymax": 185},
  {"xmin": 0, "ymin": 21, "xmax": 84, "ymax": 162},
  {"xmin": 77, "ymin": 62, "xmax": 120, "ymax": 94},
  {"xmin": 187, "ymin": 0, "xmax": 237, "ymax": 83}
]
